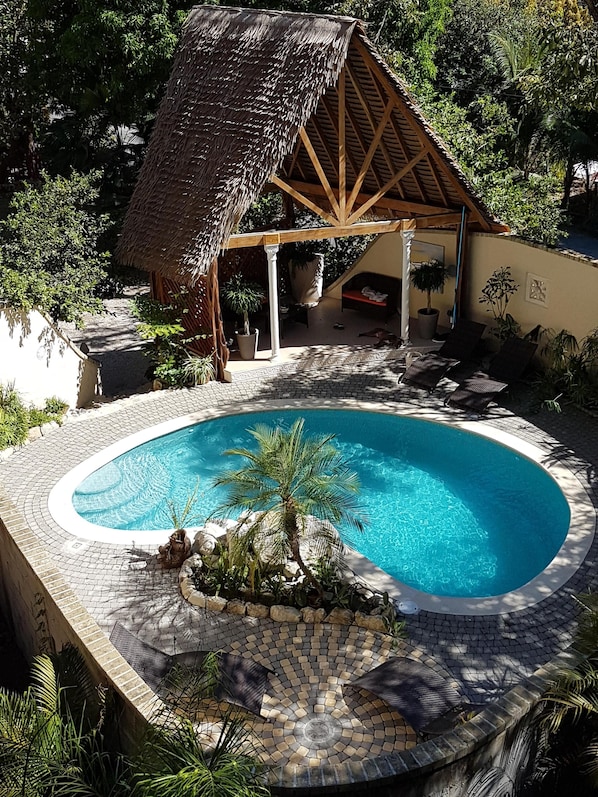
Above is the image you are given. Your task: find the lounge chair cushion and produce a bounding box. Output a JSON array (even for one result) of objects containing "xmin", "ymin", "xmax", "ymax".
[
  {"xmin": 346, "ymin": 657, "xmax": 463, "ymax": 732},
  {"xmin": 399, "ymin": 319, "xmax": 486, "ymax": 391},
  {"xmin": 109, "ymin": 622, "xmax": 273, "ymax": 716}
]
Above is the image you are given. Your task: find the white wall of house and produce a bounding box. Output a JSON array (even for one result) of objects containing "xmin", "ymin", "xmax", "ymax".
[
  {"xmin": 327, "ymin": 230, "xmax": 598, "ymax": 344},
  {"xmin": 0, "ymin": 308, "xmax": 100, "ymax": 408}
]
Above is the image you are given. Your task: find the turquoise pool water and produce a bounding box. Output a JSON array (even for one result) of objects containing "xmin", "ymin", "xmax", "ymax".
[{"xmin": 72, "ymin": 410, "xmax": 570, "ymax": 598}]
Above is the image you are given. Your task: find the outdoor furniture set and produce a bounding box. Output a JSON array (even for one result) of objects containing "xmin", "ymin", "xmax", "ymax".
[
  {"xmin": 399, "ymin": 319, "xmax": 538, "ymax": 412},
  {"xmin": 110, "ymin": 623, "xmax": 478, "ymax": 735}
]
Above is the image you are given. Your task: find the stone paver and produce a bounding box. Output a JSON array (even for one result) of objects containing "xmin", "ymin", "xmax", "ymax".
[{"xmin": 1, "ymin": 346, "xmax": 597, "ymax": 770}]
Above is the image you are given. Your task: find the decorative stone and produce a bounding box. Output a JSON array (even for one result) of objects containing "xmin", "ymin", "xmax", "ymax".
[
  {"xmin": 301, "ymin": 607, "xmax": 326, "ymax": 623},
  {"xmin": 180, "ymin": 579, "xmax": 194, "ymax": 600},
  {"xmin": 354, "ymin": 611, "xmax": 387, "ymax": 633},
  {"xmin": 326, "ymin": 607, "xmax": 354, "ymax": 625},
  {"xmin": 157, "ymin": 531, "xmax": 191, "ymax": 569},
  {"xmin": 40, "ymin": 421, "xmax": 59, "ymax": 436},
  {"xmin": 180, "ymin": 554, "xmax": 202, "ymax": 579},
  {"xmin": 192, "ymin": 530, "xmax": 217, "ymax": 556},
  {"xmin": 206, "ymin": 595, "xmax": 228, "ymax": 612},
  {"xmin": 283, "ymin": 561, "xmax": 301, "ymax": 579},
  {"xmin": 270, "ymin": 604, "xmax": 301, "ymax": 623},
  {"xmin": 188, "ymin": 591, "xmax": 207, "ymax": 608},
  {"xmin": 246, "ymin": 602, "xmax": 270, "ymax": 619},
  {"xmin": 27, "ymin": 426, "xmax": 42, "ymax": 441},
  {"xmin": 204, "ymin": 520, "xmax": 227, "ymax": 537},
  {"xmin": 225, "ymin": 599, "xmax": 247, "ymax": 616}
]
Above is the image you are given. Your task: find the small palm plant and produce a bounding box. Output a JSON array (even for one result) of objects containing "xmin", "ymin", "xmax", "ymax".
[
  {"xmin": 220, "ymin": 274, "xmax": 264, "ymax": 336},
  {"xmin": 212, "ymin": 418, "xmax": 366, "ymax": 604}
]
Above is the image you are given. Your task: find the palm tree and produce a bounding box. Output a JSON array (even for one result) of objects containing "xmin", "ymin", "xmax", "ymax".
[
  {"xmin": 212, "ymin": 418, "xmax": 366, "ymax": 603},
  {"xmin": 526, "ymin": 594, "xmax": 598, "ymax": 795},
  {"xmin": 0, "ymin": 647, "xmax": 132, "ymax": 796},
  {"xmin": 133, "ymin": 713, "xmax": 269, "ymax": 797}
]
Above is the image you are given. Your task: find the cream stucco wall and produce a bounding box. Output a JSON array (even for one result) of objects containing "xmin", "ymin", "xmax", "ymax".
[
  {"xmin": 0, "ymin": 308, "xmax": 100, "ymax": 408},
  {"xmin": 328, "ymin": 230, "xmax": 598, "ymax": 343}
]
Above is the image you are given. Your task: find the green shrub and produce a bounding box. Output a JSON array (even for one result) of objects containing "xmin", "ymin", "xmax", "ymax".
[
  {"xmin": 0, "ymin": 384, "xmax": 29, "ymax": 449},
  {"xmin": 44, "ymin": 397, "xmax": 68, "ymax": 416}
]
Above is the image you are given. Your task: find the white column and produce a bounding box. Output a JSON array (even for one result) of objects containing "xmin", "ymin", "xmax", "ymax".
[
  {"xmin": 401, "ymin": 229, "xmax": 415, "ymax": 345},
  {"xmin": 265, "ymin": 243, "xmax": 281, "ymax": 360}
]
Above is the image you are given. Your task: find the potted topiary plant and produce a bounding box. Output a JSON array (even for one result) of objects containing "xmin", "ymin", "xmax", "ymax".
[
  {"xmin": 220, "ymin": 274, "xmax": 265, "ymax": 360},
  {"xmin": 410, "ymin": 259, "xmax": 448, "ymax": 340}
]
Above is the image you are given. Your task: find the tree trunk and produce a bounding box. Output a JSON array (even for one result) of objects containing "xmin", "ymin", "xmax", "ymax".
[{"xmin": 284, "ymin": 501, "xmax": 324, "ymax": 602}]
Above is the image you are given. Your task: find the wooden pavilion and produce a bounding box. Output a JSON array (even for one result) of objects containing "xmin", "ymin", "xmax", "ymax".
[{"xmin": 116, "ymin": 5, "xmax": 507, "ymax": 379}]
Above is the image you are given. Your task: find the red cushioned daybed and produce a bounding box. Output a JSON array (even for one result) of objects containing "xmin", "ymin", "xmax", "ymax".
[{"xmin": 341, "ymin": 271, "xmax": 401, "ymax": 321}]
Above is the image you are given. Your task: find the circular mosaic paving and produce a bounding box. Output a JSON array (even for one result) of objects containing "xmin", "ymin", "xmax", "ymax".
[{"xmin": 224, "ymin": 623, "xmax": 418, "ymax": 767}]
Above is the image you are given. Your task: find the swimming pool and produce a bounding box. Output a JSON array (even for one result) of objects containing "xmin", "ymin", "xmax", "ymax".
[{"xmin": 66, "ymin": 407, "xmax": 571, "ymax": 602}]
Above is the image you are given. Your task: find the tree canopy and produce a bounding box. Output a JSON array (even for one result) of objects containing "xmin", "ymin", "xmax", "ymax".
[{"xmin": 0, "ymin": 0, "xmax": 596, "ymax": 266}]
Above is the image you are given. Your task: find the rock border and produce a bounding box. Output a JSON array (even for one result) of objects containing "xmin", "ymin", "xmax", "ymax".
[{"xmin": 178, "ymin": 554, "xmax": 391, "ymax": 634}]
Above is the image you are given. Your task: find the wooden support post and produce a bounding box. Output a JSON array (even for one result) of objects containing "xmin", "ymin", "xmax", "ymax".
[{"xmin": 207, "ymin": 257, "xmax": 229, "ymax": 380}]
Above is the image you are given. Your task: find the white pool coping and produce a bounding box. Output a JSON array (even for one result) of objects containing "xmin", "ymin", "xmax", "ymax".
[{"xmin": 48, "ymin": 399, "xmax": 596, "ymax": 616}]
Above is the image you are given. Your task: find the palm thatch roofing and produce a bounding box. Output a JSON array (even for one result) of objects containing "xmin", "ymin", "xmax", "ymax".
[{"xmin": 117, "ymin": 5, "xmax": 507, "ymax": 285}]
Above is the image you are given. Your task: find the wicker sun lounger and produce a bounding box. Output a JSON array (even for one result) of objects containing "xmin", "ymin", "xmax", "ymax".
[
  {"xmin": 399, "ymin": 319, "xmax": 486, "ymax": 391},
  {"xmin": 345, "ymin": 657, "xmax": 480, "ymax": 736},
  {"xmin": 446, "ymin": 336, "xmax": 537, "ymax": 412},
  {"xmin": 109, "ymin": 622, "xmax": 273, "ymax": 716}
]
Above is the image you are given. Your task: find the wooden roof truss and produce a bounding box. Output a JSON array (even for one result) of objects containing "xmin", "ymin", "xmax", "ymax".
[{"xmin": 227, "ymin": 37, "xmax": 500, "ymax": 250}]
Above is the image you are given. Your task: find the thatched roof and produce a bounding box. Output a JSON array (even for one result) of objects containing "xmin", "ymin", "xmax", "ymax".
[{"xmin": 117, "ymin": 5, "xmax": 506, "ymax": 284}]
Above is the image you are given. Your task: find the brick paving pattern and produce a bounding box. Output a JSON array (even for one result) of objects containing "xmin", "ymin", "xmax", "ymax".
[{"xmin": 2, "ymin": 345, "xmax": 597, "ymax": 770}]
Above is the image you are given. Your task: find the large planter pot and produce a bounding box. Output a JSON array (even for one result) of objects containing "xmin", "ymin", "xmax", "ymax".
[
  {"xmin": 289, "ymin": 254, "xmax": 324, "ymax": 306},
  {"xmin": 417, "ymin": 308, "xmax": 439, "ymax": 340},
  {"xmin": 236, "ymin": 329, "xmax": 259, "ymax": 360}
]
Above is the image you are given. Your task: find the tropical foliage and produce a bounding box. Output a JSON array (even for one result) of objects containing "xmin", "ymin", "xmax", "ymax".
[
  {"xmin": 0, "ymin": 645, "xmax": 270, "ymax": 797},
  {"xmin": 131, "ymin": 295, "xmax": 214, "ymax": 387},
  {"xmin": 0, "ymin": 384, "xmax": 68, "ymax": 450},
  {"xmin": 526, "ymin": 594, "xmax": 598, "ymax": 796},
  {"xmin": 0, "ymin": 170, "xmax": 109, "ymax": 324},
  {"xmin": 535, "ymin": 328, "xmax": 598, "ymax": 412},
  {"xmin": 0, "ymin": 647, "xmax": 132, "ymax": 796},
  {"xmin": 212, "ymin": 418, "xmax": 366, "ymax": 603}
]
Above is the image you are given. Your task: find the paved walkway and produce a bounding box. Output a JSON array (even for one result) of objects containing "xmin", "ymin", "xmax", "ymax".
[{"xmin": 2, "ymin": 347, "xmax": 597, "ymax": 769}]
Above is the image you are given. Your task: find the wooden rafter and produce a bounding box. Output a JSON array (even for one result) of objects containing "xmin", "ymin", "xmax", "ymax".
[
  {"xmin": 287, "ymin": 137, "xmax": 306, "ymax": 180},
  {"xmin": 319, "ymin": 93, "xmax": 363, "ymax": 188},
  {"xmin": 262, "ymin": 180, "xmax": 458, "ymax": 216},
  {"xmin": 346, "ymin": 149, "xmax": 428, "ymax": 224},
  {"xmin": 345, "ymin": 61, "xmax": 398, "ymax": 186},
  {"xmin": 359, "ymin": 61, "xmax": 430, "ymax": 204},
  {"xmin": 269, "ymin": 174, "xmax": 339, "ymax": 226},
  {"xmin": 298, "ymin": 127, "xmax": 341, "ymax": 219},
  {"xmin": 343, "ymin": 101, "xmax": 388, "ymax": 193},
  {"xmin": 305, "ymin": 115, "xmax": 339, "ymax": 182},
  {"xmin": 426, "ymin": 153, "xmax": 449, "ymax": 207},
  {"xmin": 353, "ymin": 37, "xmax": 491, "ymax": 229},
  {"xmin": 338, "ymin": 68, "xmax": 347, "ymax": 224},
  {"xmin": 345, "ymin": 97, "xmax": 396, "ymax": 218}
]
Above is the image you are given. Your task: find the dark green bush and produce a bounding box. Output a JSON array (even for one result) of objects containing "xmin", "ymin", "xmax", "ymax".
[{"xmin": 0, "ymin": 384, "xmax": 29, "ymax": 449}]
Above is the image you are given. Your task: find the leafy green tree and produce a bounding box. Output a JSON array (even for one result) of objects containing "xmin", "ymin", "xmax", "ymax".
[
  {"xmin": 27, "ymin": 0, "xmax": 188, "ymax": 133},
  {"xmin": 0, "ymin": 170, "xmax": 109, "ymax": 324},
  {"xmin": 420, "ymin": 92, "xmax": 565, "ymax": 244},
  {"xmin": 0, "ymin": 0, "xmax": 37, "ymax": 176},
  {"xmin": 213, "ymin": 418, "xmax": 365, "ymax": 603}
]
